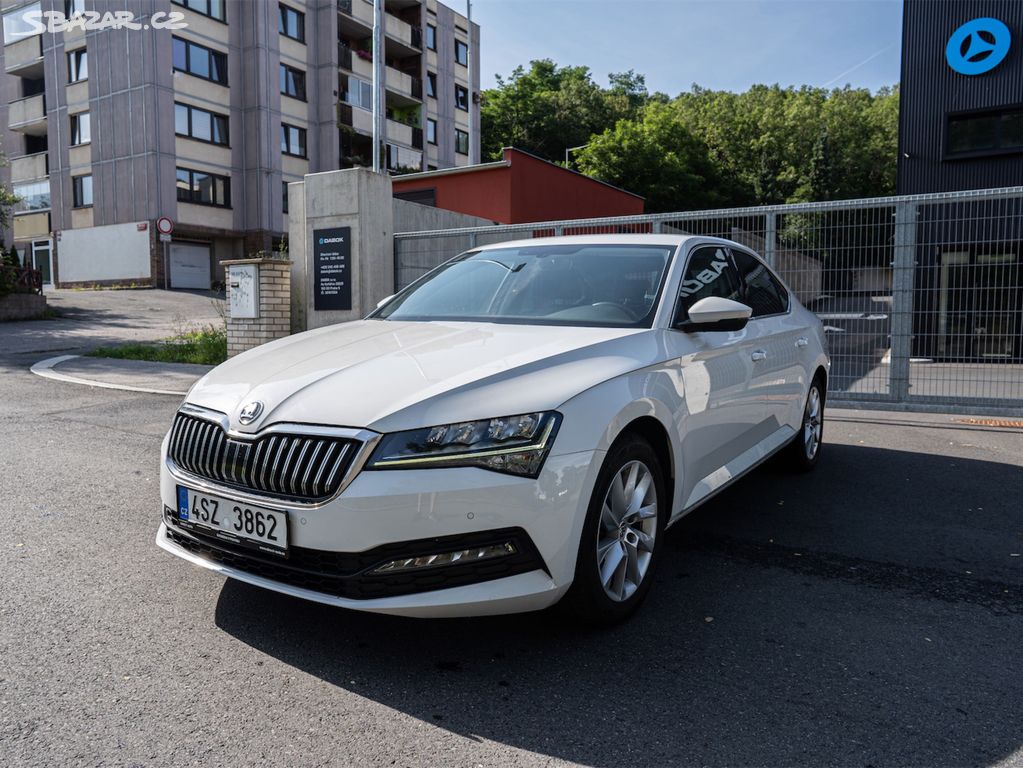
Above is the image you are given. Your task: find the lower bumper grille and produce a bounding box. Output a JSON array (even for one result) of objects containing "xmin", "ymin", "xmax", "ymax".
[{"xmin": 164, "ymin": 516, "xmax": 546, "ymax": 600}]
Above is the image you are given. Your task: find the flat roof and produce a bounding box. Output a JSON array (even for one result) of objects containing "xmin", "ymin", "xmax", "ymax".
[{"xmin": 392, "ymin": 147, "xmax": 645, "ymax": 201}]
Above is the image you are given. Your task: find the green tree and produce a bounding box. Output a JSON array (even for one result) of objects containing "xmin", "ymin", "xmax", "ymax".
[
  {"xmin": 480, "ymin": 60, "xmax": 653, "ymax": 163},
  {"xmin": 575, "ymin": 102, "xmax": 728, "ymax": 212}
]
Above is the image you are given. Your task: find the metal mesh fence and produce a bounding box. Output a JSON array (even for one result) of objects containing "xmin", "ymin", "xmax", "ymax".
[{"xmin": 393, "ymin": 186, "xmax": 1023, "ymax": 415}]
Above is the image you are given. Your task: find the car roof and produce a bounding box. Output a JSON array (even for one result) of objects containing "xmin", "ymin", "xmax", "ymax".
[{"xmin": 471, "ymin": 233, "xmax": 734, "ymax": 251}]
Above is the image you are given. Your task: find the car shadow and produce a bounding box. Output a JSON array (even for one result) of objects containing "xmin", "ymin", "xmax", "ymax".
[{"xmin": 214, "ymin": 443, "xmax": 1023, "ymax": 767}]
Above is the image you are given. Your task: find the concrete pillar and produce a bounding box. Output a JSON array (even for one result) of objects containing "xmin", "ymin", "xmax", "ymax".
[
  {"xmin": 288, "ymin": 168, "xmax": 395, "ymax": 332},
  {"xmin": 221, "ymin": 257, "xmax": 292, "ymax": 357}
]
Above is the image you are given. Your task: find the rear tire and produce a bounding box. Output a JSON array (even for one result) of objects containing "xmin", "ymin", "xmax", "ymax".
[
  {"xmin": 561, "ymin": 434, "xmax": 667, "ymax": 626},
  {"xmin": 782, "ymin": 376, "xmax": 825, "ymax": 472}
]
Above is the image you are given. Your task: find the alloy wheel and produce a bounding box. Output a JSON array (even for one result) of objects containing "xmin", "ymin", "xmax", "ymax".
[
  {"xmin": 596, "ymin": 460, "xmax": 658, "ymax": 602},
  {"xmin": 804, "ymin": 385, "xmax": 823, "ymax": 460}
]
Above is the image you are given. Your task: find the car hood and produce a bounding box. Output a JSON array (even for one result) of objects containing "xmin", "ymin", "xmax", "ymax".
[{"xmin": 186, "ymin": 320, "xmax": 664, "ymax": 433}]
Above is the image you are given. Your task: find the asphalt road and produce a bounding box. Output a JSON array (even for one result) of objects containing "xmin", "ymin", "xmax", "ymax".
[{"xmin": 2, "ymin": 339, "xmax": 1023, "ymax": 766}]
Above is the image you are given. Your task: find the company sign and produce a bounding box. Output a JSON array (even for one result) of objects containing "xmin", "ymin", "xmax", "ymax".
[
  {"xmin": 313, "ymin": 226, "xmax": 352, "ymax": 311},
  {"xmin": 946, "ymin": 17, "xmax": 1011, "ymax": 76}
]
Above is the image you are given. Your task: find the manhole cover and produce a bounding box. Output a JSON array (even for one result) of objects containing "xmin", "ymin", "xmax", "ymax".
[{"xmin": 954, "ymin": 418, "xmax": 1023, "ymax": 428}]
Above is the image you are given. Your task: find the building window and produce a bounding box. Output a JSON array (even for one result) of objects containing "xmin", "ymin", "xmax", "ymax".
[
  {"xmin": 425, "ymin": 23, "xmax": 436, "ymax": 50},
  {"xmin": 175, "ymin": 102, "xmax": 229, "ymax": 146},
  {"xmin": 947, "ymin": 108, "xmax": 1023, "ymax": 157},
  {"xmin": 454, "ymin": 39, "xmax": 468, "ymax": 66},
  {"xmin": 3, "ymin": 2, "xmax": 41, "ymax": 44},
  {"xmin": 455, "ymin": 128, "xmax": 468, "ymax": 155},
  {"xmin": 280, "ymin": 63, "xmax": 306, "ymax": 100},
  {"xmin": 172, "ymin": 37, "xmax": 228, "ymax": 85},
  {"xmin": 14, "ymin": 180, "xmax": 50, "ymax": 211},
  {"xmin": 67, "ymin": 49, "xmax": 88, "ymax": 83},
  {"xmin": 426, "ymin": 118, "xmax": 437, "ymax": 145},
  {"xmin": 280, "ymin": 123, "xmax": 307, "ymax": 158},
  {"xmin": 72, "ymin": 174, "xmax": 93, "ymax": 208},
  {"xmin": 70, "ymin": 112, "xmax": 90, "ymax": 145},
  {"xmin": 176, "ymin": 167, "xmax": 231, "ymax": 207},
  {"xmin": 342, "ymin": 75, "xmax": 372, "ymax": 110},
  {"xmin": 426, "ymin": 71, "xmax": 436, "ymax": 98},
  {"xmin": 171, "ymin": 0, "xmax": 225, "ymax": 21},
  {"xmin": 278, "ymin": 3, "xmax": 304, "ymax": 43},
  {"xmin": 65, "ymin": 0, "xmax": 85, "ymax": 17},
  {"xmin": 282, "ymin": 181, "xmax": 289, "ymax": 213},
  {"xmin": 455, "ymin": 84, "xmax": 468, "ymax": 111}
]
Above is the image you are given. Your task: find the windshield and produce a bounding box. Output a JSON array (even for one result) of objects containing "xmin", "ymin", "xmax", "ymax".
[{"xmin": 375, "ymin": 244, "xmax": 675, "ymax": 328}]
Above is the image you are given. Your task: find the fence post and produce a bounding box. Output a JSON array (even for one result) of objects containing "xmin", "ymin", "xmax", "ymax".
[
  {"xmin": 890, "ymin": 202, "xmax": 917, "ymax": 402},
  {"xmin": 652, "ymin": 220, "xmax": 662, "ymax": 234},
  {"xmin": 468, "ymin": 232, "xmax": 477, "ymax": 249},
  {"xmin": 553, "ymin": 225, "xmax": 564, "ymax": 236},
  {"xmin": 763, "ymin": 213, "xmax": 777, "ymax": 269}
]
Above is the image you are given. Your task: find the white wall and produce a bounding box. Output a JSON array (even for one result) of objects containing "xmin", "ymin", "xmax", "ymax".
[{"xmin": 57, "ymin": 222, "xmax": 151, "ymax": 284}]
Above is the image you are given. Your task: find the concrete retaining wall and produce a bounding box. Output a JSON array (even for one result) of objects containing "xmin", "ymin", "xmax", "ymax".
[{"xmin": 0, "ymin": 292, "xmax": 47, "ymax": 321}]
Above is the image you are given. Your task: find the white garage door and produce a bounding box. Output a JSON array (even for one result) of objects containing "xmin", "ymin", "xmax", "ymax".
[{"xmin": 169, "ymin": 242, "xmax": 211, "ymax": 290}]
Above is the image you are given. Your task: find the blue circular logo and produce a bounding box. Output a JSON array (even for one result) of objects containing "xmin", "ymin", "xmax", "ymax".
[{"xmin": 946, "ymin": 18, "xmax": 1011, "ymax": 75}]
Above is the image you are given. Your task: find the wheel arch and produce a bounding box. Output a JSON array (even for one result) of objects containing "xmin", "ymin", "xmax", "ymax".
[{"xmin": 614, "ymin": 415, "xmax": 675, "ymax": 512}]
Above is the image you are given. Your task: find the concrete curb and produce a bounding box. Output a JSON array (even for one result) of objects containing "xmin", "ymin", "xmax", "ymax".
[{"xmin": 30, "ymin": 354, "xmax": 189, "ymax": 397}]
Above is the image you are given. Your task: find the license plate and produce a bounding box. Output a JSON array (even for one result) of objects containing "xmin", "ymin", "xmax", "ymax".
[{"xmin": 175, "ymin": 485, "xmax": 288, "ymax": 557}]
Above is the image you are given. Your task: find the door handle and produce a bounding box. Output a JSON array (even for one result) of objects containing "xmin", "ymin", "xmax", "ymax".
[
  {"xmin": 795, "ymin": 337, "xmax": 809, "ymax": 348},
  {"xmin": 751, "ymin": 349, "xmax": 767, "ymax": 362}
]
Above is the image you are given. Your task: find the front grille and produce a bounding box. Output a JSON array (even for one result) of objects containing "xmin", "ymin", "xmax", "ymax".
[
  {"xmin": 164, "ymin": 519, "xmax": 546, "ymax": 600},
  {"xmin": 168, "ymin": 412, "xmax": 360, "ymax": 502}
]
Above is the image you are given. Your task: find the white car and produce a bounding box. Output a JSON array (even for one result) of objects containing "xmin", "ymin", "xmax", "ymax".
[{"xmin": 157, "ymin": 235, "xmax": 829, "ymax": 623}]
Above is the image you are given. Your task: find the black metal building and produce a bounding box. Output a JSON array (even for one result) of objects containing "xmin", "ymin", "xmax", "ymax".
[
  {"xmin": 898, "ymin": 0, "xmax": 1023, "ymax": 362},
  {"xmin": 898, "ymin": 0, "xmax": 1023, "ymax": 194}
]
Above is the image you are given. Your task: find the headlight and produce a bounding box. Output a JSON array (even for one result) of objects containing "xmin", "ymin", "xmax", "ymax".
[{"xmin": 366, "ymin": 412, "xmax": 561, "ymax": 477}]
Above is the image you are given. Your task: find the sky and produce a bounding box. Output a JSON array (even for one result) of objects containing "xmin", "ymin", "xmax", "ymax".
[{"xmin": 469, "ymin": 0, "xmax": 903, "ymax": 95}]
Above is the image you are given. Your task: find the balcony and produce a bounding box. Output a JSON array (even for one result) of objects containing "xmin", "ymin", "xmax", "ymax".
[
  {"xmin": 338, "ymin": 0, "xmax": 421, "ymax": 56},
  {"xmin": 386, "ymin": 66, "xmax": 422, "ymax": 104},
  {"xmin": 338, "ymin": 101, "xmax": 374, "ymax": 135},
  {"xmin": 386, "ymin": 118, "xmax": 413, "ymax": 146},
  {"xmin": 338, "ymin": 42, "xmax": 353, "ymax": 70},
  {"xmin": 4, "ymin": 34, "xmax": 43, "ymax": 78},
  {"xmin": 9, "ymin": 151, "xmax": 48, "ymax": 183},
  {"xmin": 350, "ymin": 50, "xmax": 373, "ymax": 79},
  {"xmin": 13, "ymin": 211, "xmax": 50, "ymax": 241},
  {"xmin": 385, "ymin": 142, "xmax": 422, "ymax": 173},
  {"xmin": 385, "ymin": 13, "xmax": 413, "ymax": 49},
  {"xmin": 9, "ymin": 94, "xmax": 47, "ymax": 135}
]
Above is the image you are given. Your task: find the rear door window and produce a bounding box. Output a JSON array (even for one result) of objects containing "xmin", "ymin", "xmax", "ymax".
[{"xmin": 730, "ymin": 249, "xmax": 788, "ymax": 317}]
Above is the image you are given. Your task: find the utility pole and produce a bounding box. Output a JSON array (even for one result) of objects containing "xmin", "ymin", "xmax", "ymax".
[
  {"xmin": 466, "ymin": 0, "xmax": 475, "ymax": 164},
  {"xmin": 372, "ymin": 0, "xmax": 385, "ymax": 172}
]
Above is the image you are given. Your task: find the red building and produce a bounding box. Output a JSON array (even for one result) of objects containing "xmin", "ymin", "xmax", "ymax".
[{"xmin": 391, "ymin": 147, "xmax": 645, "ymax": 224}]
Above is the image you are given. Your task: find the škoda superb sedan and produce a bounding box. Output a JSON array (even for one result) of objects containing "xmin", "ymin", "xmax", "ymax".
[{"xmin": 157, "ymin": 235, "xmax": 829, "ymax": 623}]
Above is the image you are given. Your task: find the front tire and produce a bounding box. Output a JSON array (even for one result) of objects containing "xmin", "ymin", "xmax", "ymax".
[{"xmin": 562, "ymin": 434, "xmax": 667, "ymax": 625}]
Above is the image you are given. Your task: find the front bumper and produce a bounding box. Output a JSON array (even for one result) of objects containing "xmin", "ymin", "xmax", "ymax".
[{"xmin": 158, "ymin": 448, "xmax": 601, "ymax": 617}]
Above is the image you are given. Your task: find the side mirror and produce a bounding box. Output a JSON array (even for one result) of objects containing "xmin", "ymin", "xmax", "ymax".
[
  {"xmin": 375, "ymin": 294, "xmax": 395, "ymax": 309},
  {"xmin": 676, "ymin": 296, "xmax": 752, "ymax": 332}
]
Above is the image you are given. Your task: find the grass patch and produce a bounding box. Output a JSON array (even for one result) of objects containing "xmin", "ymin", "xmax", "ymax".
[{"xmin": 89, "ymin": 325, "xmax": 227, "ymax": 366}]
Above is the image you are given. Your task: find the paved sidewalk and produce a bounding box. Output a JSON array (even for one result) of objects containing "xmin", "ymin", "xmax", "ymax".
[
  {"xmin": 32, "ymin": 355, "xmax": 212, "ymax": 395},
  {"xmin": 0, "ymin": 288, "xmax": 224, "ymax": 359}
]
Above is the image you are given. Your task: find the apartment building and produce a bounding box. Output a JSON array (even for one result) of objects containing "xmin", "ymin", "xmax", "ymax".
[{"xmin": 0, "ymin": 0, "xmax": 480, "ymax": 289}]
